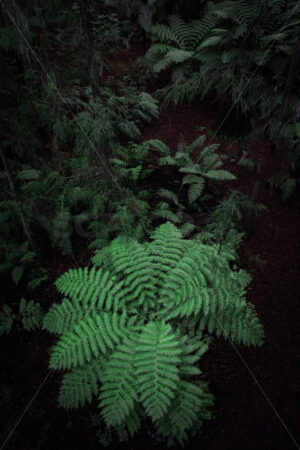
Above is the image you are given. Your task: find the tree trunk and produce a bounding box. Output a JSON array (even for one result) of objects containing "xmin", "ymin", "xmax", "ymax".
[{"xmin": 79, "ymin": 0, "xmax": 99, "ymax": 99}]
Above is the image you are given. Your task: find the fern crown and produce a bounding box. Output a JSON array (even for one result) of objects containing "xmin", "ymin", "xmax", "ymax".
[{"xmin": 43, "ymin": 222, "xmax": 264, "ymax": 446}]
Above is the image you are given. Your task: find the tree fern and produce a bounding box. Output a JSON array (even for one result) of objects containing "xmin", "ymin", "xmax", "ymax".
[{"xmin": 44, "ymin": 221, "xmax": 264, "ymax": 446}]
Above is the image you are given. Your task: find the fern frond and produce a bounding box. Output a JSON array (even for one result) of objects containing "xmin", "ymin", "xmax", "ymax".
[
  {"xmin": 153, "ymin": 203, "xmax": 181, "ymax": 224},
  {"xmin": 148, "ymin": 222, "xmax": 189, "ymax": 289},
  {"xmin": 98, "ymin": 336, "xmax": 138, "ymax": 426},
  {"xmin": 205, "ymin": 169, "xmax": 236, "ymax": 180},
  {"xmin": 43, "ymin": 297, "xmax": 96, "ymax": 335},
  {"xmin": 158, "ymin": 155, "xmax": 176, "ymax": 166},
  {"xmin": 153, "ymin": 49, "xmax": 194, "ymax": 73},
  {"xmin": 135, "ymin": 322, "xmax": 182, "ymax": 422},
  {"xmin": 49, "ymin": 311, "xmax": 131, "ymax": 370},
  {"xmin": 168, "ymin": 15, "xmax": 195, "ymax": 50},
  {"xmin": 0, "ymin": 304, "xmax": 14, "ymax": 335},
  {"xmin": 144, "ymin": 139, "xmax": 171, "ymax": 156},
  {"xmin": 155, "ymin": 379, "xmax": 213, "ymax": 447},
  {"xmin": 58, "ymin": 357, "xmax": 106, "ymax": 409},
  {"xmin": 197, "ymin": 35, "xmax": 225, "ymax": 50},
  {"xmin": 149, "ymin": 23, "xmax": 180, "ymax": 46},
  {"xmin": 187, "ymin": 134, "xmax": 207, "ymax": 151},
  {"xmin": 179, "ymin": 222, "xmax": 196, "ymax": 238},
  {"xmin": 144, "ymin": 43, "xmax": 175, "ymax": 60},
  {"xmin": 99, "ymin": 238, "xmax": 157, "ymax": 310},
  {"xmin": 187, "ymin": 180, "xmax": 206, "ymax": 204},
  {"xmin": 235, "ymin": 0, "xmax": 260, "ymax": 27},
  {"xmin": 191, "ymin": 11, "xmax": 221, "ymax": 43},
  {"xmin": 156, "ymin": 189, "xmax": 179, "ymax": 206}
]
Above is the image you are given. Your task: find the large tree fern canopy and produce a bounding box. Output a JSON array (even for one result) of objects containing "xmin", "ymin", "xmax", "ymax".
[{"xmin": 43, "ymin": 221, "xmax": 264, "ymax": 447}]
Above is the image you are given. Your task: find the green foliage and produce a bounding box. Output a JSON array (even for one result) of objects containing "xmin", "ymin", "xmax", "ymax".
[
  {"xmin": 44, "ymin": 221, "xmax": 264, "ymax": 447},
  {"xmin": 0, "ymin": 200, "xmax": 49, "ymax": 287},
  {"xmin": 109, "ymin": 140, "xmax": 154, "ymax": 183},
  {"xmin": 53, "ymin": 85, "xmax": 158, "ymax": 157},
  {"xmin": 0, "ymin": 298, "xmax": 43, "ymax": 335},
  {"xmin": 101, "ymin": 129, "xmax": 241, "ymax": 249},
  {"xmin": 268, "ymin": 172, "xmax": 298, "ymax": 201},
  {"xmin": 143, "ymin": 0, "xmax": 300, "ymax": 156},
  {"xmin": 147, "ymin": 132, "xmax": 236, "ymax": 204},
  {"xmin": 93, "ymin": 12, "xmax": 123, "ymax": 47},
  {"xmin": 143, "ymin": 12, "xmax": 220, "ymax": 83},
  {"xmin": 0, "ymin": 155, "xmax": 100, "ymax": 259},
  {"xmin": 195, "ymin": 190, "xmax": 266, "ymax": 253}
]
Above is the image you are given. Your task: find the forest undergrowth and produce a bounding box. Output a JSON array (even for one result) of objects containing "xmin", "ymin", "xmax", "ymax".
[{"xmin": 0, "ymin": 1, "xmax": 299, "ymax": 449}]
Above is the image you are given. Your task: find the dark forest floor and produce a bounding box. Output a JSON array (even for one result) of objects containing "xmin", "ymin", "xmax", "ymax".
[{"xmin": 0, "ymin": 40, "xmax": 299, "ymax": 450}]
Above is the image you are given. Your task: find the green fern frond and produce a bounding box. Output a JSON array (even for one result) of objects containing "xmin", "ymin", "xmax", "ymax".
[
  {"xmin": 144, "ymin": 43, "xmax": 175, "ymax": 60},
  {"xmin": 49, "ymin": 311, "xmax": 131, "ymax": 370},
  {"xmin": 191, "ymin": 11, "xmax": 221, "ymax": 43},
  {"xmin": 179, "ymin": 163, "xmax": 202, "ymax": 175},
  {"xmin": 112, "ymin": 405, "xmax": 144, "ymax": 442},
  {"xmin": 187, "ymin": 180, "xmax": 206, "ymax": 203},
  {"xmin": 179, "ymin": 222, "xmax": 196, "ymax": 238},
  {"xmin": 59, "ymin": 357, "xmax": 107, "ymax": 409},
  {"xmin": 168, "ymin": 15, "xmax": 195, "ymax": 50},
  {"xmin": 149, "ymin": 23, "xmax": 180, "ymax": 46},
  {"xmin": 99, "ymin": 237, "xmax": 157, "ymax": 310},
  {"xmin": 153, "ymin": 204, "xmax": 181, "ymax": 224},
  {"xmin": 43, "ymin": 297, "xmax": 96, "ymax": 335},
  {"xmin": 54, "ymin": 266, "xmax": 123, "ymax": 311},
  {"xmin": 135, "ymin": 322, "xmax": 182, "ymax": 422},
  {"xmin": 155, "ymin": 379, "xmax": 213, "ymax": 447},
  {"xmin": 158, "ymin": 155, "xmax": 176, "ymax": 166},
  {"xmin": 0, "ymin": 304, "xmax": 14, "ymax": 335},
  {"xmin": 202, "ymin": 153, "xmax": 220, "ymax": 170},
  {"xmin": 99, "ymin": 336, "xmax": 139, "ymax": 426},
  {"xmin": 153, "ymin": 49, "xmax": 194, "ymax": 73},
  {"xmin": 157, "ymin": 189, "xmax": 179, "ymax": 206},
  {"xmin": 148, "ymin": 222, "xmax": 188, "ymax": 286},
  {"xmin": 235, "ymin": 0, "xmax": 261, "ymax": 27},
  {"xmin": 197, "ymin": 35, "xmax": 225, "ymax": 50},
  {"xmin": 205, "ymin": 169, "xmax": 236, "ymax": 180},
  {"xmin": 144, "ymin": 139, "xmax": 171, "ymax": 156}
]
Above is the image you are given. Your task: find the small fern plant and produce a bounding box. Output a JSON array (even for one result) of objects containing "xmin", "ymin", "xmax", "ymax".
[
  {"xmin": 43, "ymin": 221, "xmax": 263, "ymax": 447},
  {"xmin": 144, "ymin": 132, "xmax": 236, "ymax": 204}
]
